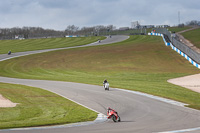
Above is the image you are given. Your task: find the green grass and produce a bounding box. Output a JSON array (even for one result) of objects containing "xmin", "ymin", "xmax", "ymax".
[
  {"xmin": 0, "ymin": 35, "xmax": 200, "ymax": 110},
  {"xmin": 181, "ymin": 28, "xmax": 200, "ymax": 49},
  {"xmin": 0, "ymin": 82, "xmax": 97, "ymax": 129},
  {"xmin": 168, "ymin": 26, "xmax": 191, "ymax": 33},
  {"xmin": 0, "ymin": 36, "xmax": 106, "ymax": 54}
]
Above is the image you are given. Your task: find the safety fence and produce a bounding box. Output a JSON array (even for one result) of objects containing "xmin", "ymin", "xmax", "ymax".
[{"xmin": 148, "ymin": 32, "xmax": 200, "ymax": 69}]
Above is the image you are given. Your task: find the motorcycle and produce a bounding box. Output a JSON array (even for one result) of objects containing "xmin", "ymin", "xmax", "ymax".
[
  {"xmin": 104, "ymin": 82, "xmax": 109, "ymax": 91},
  {"xmin": 8, "ymin": 51, "xmax": 11, "ymax": 55},
  {"xmin": 107, "ymin": 109, "xmax": 121, "ymax": 122}
]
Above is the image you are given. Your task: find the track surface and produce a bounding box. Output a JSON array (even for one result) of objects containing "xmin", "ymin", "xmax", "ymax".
[{"xmin": 1, "ymin": 36, "xmax": 200, "ymax": 133}]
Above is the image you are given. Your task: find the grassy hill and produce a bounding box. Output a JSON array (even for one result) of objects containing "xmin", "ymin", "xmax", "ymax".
[
  {"xmin": 181, "ymin": 28, "xmax": 200, "ymax": 49},
  {"xmin": 0, "ymin": 35, "xmax": 200, "ymax": 110},
  {"xmin": 0, "ymin": 36, "xmax": 105, "ymax": 54},
  {"xmin": 168, "ymin": 26, "xmax": 191, "ymax": 33}
]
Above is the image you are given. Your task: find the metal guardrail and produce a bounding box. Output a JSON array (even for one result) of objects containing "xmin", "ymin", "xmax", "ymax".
[{"xmin": 154, "ymin": 28, "xmax": 200, "ymax": 64}]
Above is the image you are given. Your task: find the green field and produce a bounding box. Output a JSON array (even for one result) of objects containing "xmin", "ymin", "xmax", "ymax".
[
  {"xmin": 168, "ymin": 26, "xmax": 191, "ymax": 33},
  {"xmin": 181, "ymin": 28, "xmax": 200, "ymax": 49},
  {"xmin": 108, "ymin": 28, "xmax": 152, "ymax": 35},
  {"xmin": 0, "ymin": 36, "xmax": 105, "ymax": 54},
  {"xmin": 0, "ymin": 82, "xmax": 97, "ymax": 129},
  {"xmin": 0, "ymin": 35, "xmax": 200, "ymax": 110}
]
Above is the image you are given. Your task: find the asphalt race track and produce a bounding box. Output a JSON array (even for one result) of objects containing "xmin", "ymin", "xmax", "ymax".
[{"xmin": 1, "ymin": 36, "xmax": 200, "ymax": 133}]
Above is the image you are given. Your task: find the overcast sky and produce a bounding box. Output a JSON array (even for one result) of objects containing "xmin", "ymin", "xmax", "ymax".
[{"xmin": 0, "ymin": 0, "xmax": 199, "ymax": 30}]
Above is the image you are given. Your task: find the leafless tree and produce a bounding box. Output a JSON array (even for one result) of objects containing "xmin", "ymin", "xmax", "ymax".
[
  {"xmin": 0, "ymin": 24, "xmax": 116, "ymax": 40},
  {"xmin": 0, "ymin": 27, "xmax": 65, "ymax": 40},
  {"xmin": 185, "ymin": 20, "xmax": 200, "ymax": 26},
  {"xmin": 65, "ymin": 25, "xmax": 79, "ymax": 35}
]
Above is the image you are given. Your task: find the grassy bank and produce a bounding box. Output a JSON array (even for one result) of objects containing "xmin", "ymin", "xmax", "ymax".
[
  {"xmin": 181, "ymin": 28, "xmax": 200, "ymax": 49},
  {"xmin": 168, "ymin": 26, "xmax": 191, "ymax": 33},
  {"xmin": 0, "ymin": 36, "xmax": 106, "ymax": 54},
  {"xmin": 0, "ymin": 82, "xmax": 97, "ymax": 129},
  {"xmin": 0, "ymin": 35, "xmax": 200, "ymax": 109}
]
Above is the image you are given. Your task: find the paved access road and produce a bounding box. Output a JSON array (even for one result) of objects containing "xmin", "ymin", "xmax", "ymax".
[{"xmin": 0, "ymin": 35, "xmax": 200, "ymax": 133}]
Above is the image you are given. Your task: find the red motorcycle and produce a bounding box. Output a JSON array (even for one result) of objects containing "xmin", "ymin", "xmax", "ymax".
[{"xmin": 107, "ymin": 108, "xmax": 121, "ymax": 122}]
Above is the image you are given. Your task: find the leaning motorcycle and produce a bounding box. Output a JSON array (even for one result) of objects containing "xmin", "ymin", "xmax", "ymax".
[{"xmin": 107, "ymin": 110, "xmax": 121, "ymax": 122}]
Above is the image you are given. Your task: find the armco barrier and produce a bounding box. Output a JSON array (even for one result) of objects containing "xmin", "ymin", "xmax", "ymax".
[
  {"xmin": 148, "ymin": 32, "xmax": 200, "ymax": 69},
  {"xmin": 171, "ymin": 38, "xmax": 200, "ymax": 64}
]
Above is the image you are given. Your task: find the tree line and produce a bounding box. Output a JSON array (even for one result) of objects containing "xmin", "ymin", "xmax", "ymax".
[
  {"xmin": 0, "ymin": 27, "xmax": 64, "ymax": 40},
  {"xmin": 0, "ymin": 20, "xmax": 199, "ymax": 40},
  {"xmin": 0, "ymin": 25, "xmax": 116, "ymax": 40},
  {"xmin": 65, "ymin": 25, "xmax": 115, "ymax": 36},
  {"xmin": 178, "ymin": 20, "xmax": 200, "ymax": 27}
]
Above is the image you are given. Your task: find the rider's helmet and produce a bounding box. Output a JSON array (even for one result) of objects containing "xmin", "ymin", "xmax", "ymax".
[{"xmin": 107, "ymin": 107, "xmax": 111, "ymax": 110}]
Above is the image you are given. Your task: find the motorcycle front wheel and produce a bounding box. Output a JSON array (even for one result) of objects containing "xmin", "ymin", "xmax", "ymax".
[
  {"xmin": 112, "ymin": 115, "xmax": 117, "ymax": 122},
  {"xmin": 118, "ymin": 116, "xmax": 121, "ymax": 122}
]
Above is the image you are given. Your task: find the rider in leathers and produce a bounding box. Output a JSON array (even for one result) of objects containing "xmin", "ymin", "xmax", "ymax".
[
  {"xmin": 107, "ymin": 107, "xmax": 119, "ymax": 117},
  {"xmin": 103, "ymin": 79, "xmax": 108, "ymax": 88}
]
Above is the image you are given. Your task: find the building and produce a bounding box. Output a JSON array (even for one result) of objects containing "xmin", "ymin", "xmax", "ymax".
[
  {"xmin": 155, "ymin": 25, "xmax": 170, "ymax": 28},
  {"xmin": 131, "ymin": 21, "xmax": 155, "ymax": 29},
  {"xmin": 119, "ymin": 27, "xmax": 129, "ymax": 31},
  {"xmin": 131, "ymin": 21, "xmax": 140, "ymax": 29},
  {"xmin": 139, "ymin": 25, "xmax": 155, "ymax": 29}
]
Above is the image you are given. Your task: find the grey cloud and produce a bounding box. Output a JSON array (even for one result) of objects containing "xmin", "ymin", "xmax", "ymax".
[{"xmin": 0, "ymin": 0, "xmax": 199, "ymax": 30}]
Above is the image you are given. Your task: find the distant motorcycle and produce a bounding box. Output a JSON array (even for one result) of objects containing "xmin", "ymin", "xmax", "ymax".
[
  {"xmin": 104, "ymin": 82, "xmax": 109, "ymax": 91},
  {"xmin": 8, "ymin": 51, "xmax": 11, "ymax": 55},
  {"xmin": 107, "ymin": 108, "xmax": 121, "ymax": 122}
]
